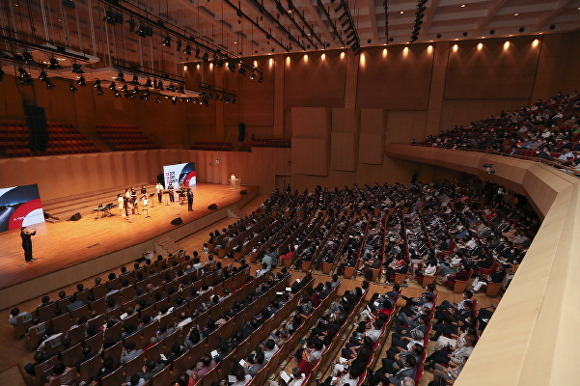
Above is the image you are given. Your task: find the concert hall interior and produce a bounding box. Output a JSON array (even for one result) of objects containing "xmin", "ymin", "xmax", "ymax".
[{"xmin": 0, "ymin": 1, "xmax": 579, "ymax": 386}]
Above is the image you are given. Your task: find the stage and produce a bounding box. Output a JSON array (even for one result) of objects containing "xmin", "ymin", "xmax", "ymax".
[{"xmin": 0, "ymin": 183, "xmax": 257, "ymax": 310}]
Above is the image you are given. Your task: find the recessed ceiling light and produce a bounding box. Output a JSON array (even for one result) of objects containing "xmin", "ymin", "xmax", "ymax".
[
  {"xmin": 400, "ymin": 11, "xmax": 404, "ymax": 14},
  {"xmin": 514, "ymin": 12, "xmax": 519, "ymax": 16},
  {"xmin": 460, "ymin": 4, "xmax": 466, "ymax": 8}
]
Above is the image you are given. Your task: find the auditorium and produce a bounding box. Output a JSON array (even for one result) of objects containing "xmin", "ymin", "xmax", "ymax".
[{"xmin": 0, "ymin": 1, "xmax": 579, "ymax": 385}]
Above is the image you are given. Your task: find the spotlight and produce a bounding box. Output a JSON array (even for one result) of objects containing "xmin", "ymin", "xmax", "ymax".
[
  {"xmin": 115, "ymin": 72, "xmax": 125, "ymax": 82},
  {"xmin": 227, "ymin": 62, "xmax": 236, "ymax": 72},
  {"xmin": 45, "ymin": 79, "xmax": 55, "ymax": 89},
  {"xmin": 103, "ymin": 10, "xmax": 123, "ymax": 25},
  {"xmin": 69, "ymin": 84, "xmax": 78, "ymax": 93},
  {"xmin": 72, "ymin": 63, "xmax": 84, "ymax": 74},
  {"xmin": 156, "ymin": 81, "xmax": 164, "ymax": 90},
  {"xmin": 201, "ymin": 52, "xmax": 209, "ymax": 61},
  {"xmin": 109, "ymin": 81, "xmax": 116, "ymax": 90},
  {"xmin": 93, "ymin": 79, "xmax": 101, "ymax": 87},
  {"xmin": 132, "ymin": 86, "xmax": 139, "ymax": 94},
  {"xmin": 249, "ymin": 73, "xmax": 256, "ymax": 80},
  {"xmin": 96, "ymin": 85, "xmax": 104, "ymax": 95},
  {"xmin": 23, "ymin": 51, "xmax": 36, "ymax": 65},
  {"xmin": 137, "ymin": 25, "xmax": 152, "ymax": 37},
  {"xmin": 144, "ymin": 78, "xmax": 153, "ymax": 88},
  {"xmin": 114, "ymin": 90, "xmax": 121, "ymax": 97},
  {"xmin": 120, "ymin": 84, "xmax": 128, "ymax": 92},
  {"xmin": 130, "ymin": 75, "xmax": 139, "ymax": 85},
  {"xmin": 77, "ymin": 76, "xmax": 86, "ymax": 86},
  {"xmin": 162, "ymin": 36, "xmax": 171, "ymax": 47},
  {"xmin": 48, "ymin": 57, "xmax": 61, "ymax": 69},
  {"xmin": 183, "ymin": 45, "xmax": 192, "ymax": 55},
  {"xmin": 38, "ymin": 71, "xmax": 48, "ymax": 81},
  {"xmin": 258, "ymin": 77, "xmax": 263, "ymax": 83},
  {"xmin": 216, "ymin": 58, "xmax": 224, "ymax": 67},
  {"xmin": 17, "ymin": 67, "xmax": 32, "ymax": 85},
  {"xmin": 156, "ymin": 97, "xmax": 162, "ymax": 103}
]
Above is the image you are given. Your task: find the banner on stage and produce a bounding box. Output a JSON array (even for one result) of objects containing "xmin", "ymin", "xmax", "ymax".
[
  {"xmin": 163, "ymin": 162, "xmax": 197, "ymax": 188},
  {"xmin": 0, "ymin": 184, "xmax": 45, "ymax": 232}
]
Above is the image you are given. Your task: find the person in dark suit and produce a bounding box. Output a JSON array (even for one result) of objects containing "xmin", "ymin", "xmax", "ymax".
[
  {"xmin": 186, "ymin": 188, "xmax": 194, "ymax": 211},
  {"xmin": 21, "ymin": 226, "xmax": 37, "ymax": 262}
]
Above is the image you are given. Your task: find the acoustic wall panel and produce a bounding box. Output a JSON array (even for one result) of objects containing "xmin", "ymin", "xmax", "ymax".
[
  {"xmin": 330, "ymin": 132, "xmax": 358, "ymax": 171},
  {"xmin": 291, "ymin": 138, "xmax": 329, "ymax": 176},
  {"xmin": 332, "ymin": 109, "xmax": 360, "ymax": 133},
  {"xmin": 291, "ymin": 107, "xmax": 331, "ymax": 138},
  {"xmin": 361, "ymin": 109, "xmax": 386, "ymax": 133},
  {"xmin": 359, "ymin": 133, "xmax": 385, "ymax": 165}
]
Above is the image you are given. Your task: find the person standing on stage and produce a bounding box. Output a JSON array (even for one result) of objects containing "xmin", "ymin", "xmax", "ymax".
[
  {"xmin": 124, "ymin": 197, "xmax": 133, "ymax": 223},
  {"xmin": 117, "ymin": 194, "xmax": 125, "ymax": 216},
  {"xmin": 187, "ymin": 188, "xmax": 194, "ymax": 211},
  {"xmin": 21, "ymin": 227, "xmax": 37, "ymax": 262},
  {"xmin": 168, "ymin": 182, "xmax": 175, "ymax": 203},
  {"xmin": 142, "ymin": 194, "xmax": 150, "ymax": 216},
  {"xmin": 156, "ymin": 182, "xmax": 163, "ymax": 204},
  {"xmin": 141, "ymin": 185, "xmax": 147, "ymax": 195}
]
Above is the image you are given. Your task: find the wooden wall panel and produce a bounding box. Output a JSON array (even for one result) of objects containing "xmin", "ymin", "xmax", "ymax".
[
  {"xmin": 359, "ymin": 133, "xmax": 384, "ymax": 165},
  {"xmin": 291, "ymin": 138, "xmax": 329, "ymax": 176},
  {"xmin": 332, "ymin": 109, "xmax": 360, "ymax": 133},
  {"xmin": 284, "ymin": 52, "xmax": 346, "ymax": 108},
  {"xmin": 439, "ymin": 98, "xmax": 529, "ymax": 131},
  {"xmin": 356, "ymin": 45, "xmax": 433, "ymax": 110},
  {"xmin": 385, "ymin": 111, "xmax": 427, "ymax": 144},
  {"xmin": 291, "ymin": 107, "xmax": 331, "ymax": 138},
  {"xmin": 444, "ymin": 36, "xmax": 540, "ymax": 100},
  {"xmin": 330, "ymin": 132, "xmax": 358, "ymax": 171}
]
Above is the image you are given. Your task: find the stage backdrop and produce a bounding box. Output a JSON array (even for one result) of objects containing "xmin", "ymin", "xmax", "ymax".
[
  {"xmin": 0, "ymin": 184, "xmax": 44, "ymax": 232},
  {"xmin": 163, "ymin": 162, "xmax": 197, "ymax": 188}
]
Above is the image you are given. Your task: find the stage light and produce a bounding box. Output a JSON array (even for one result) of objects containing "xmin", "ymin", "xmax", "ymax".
[
  {"xmin": 48, "ymin": 57, "xmax": 61, "ymax": 69},
  {"xmin": 96, "ymin": 85, "xmax": 104, "ymax": 95},
  {"xmin": 45, "ymin": 79, "xmax": 55, "ymax": 89},
  {"xmin": 227, "ymin": 62, "xmax": 236, "ymax": 72},
  {"xmin": 72, "ymin": 63, "xmax": 84, "ymax": 74},
  {"xmin": 114, "ymin": 90, "xmax": 121, "ymax": 97},
  {"xmin": 162, "ymin": 36, "xmax": 171, "ymax": 47},
  {"xmin": 144, "ymin": 78, "xmax": 153, "ymax": 88},
  {"xmin": 109, "ymin": 81, "xmax": 116, "ymax": 90},
  {"xmin": 156, "ymin": 97, "xmax": 162, "ymax": 103},
  {"xmin": 130, "ymin": 75, "xmax": 139, "ymax": 85},
  {"xmin": 77, "ymin": 76, "xmax": 86, "ymax": 86},
  {"xmin": 17, "ymin": 67, "xmax": 32, "ymax": 85},
  {"xmin": 93, "ymin": 79, "xmax": 101, "ymax": 87},
  {"xmin": 132, "ymin": 86, "xmax": 139, "ymax": 94},
  {"xmin": 184, "ymin": 45, "xmax": 192, "ymax": 56},
  {"xmin": 38, "ymin": 71, "xmax": 48, "ymax": 81},
  {"xmin": 69, "ymin": 84, "xmax": 78, "ymax": 93},
  {"xmin": 23, "ymin": 51, "xmax": 36, "ymax": 65},
  {"xmin": 120, "ymin": 84, "xmax": 128, "ymax": 92},
  {"xmin": 249, "ymin": 72, "xmax": 256, "ymax": 80},
  {"xmin": 115, "ymin": 72, "xmax": 125, "ymax": 82},
  {"xmin": 201, "ymin": 52, "xmax": 209, "ymax": 61}
]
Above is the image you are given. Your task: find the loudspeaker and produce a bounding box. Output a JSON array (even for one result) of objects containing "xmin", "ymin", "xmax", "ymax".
[
  {"xmin": 237, "ymin": 122, "xmax": 246, "ymax": 143},
  {"xmin": 24, "ymin": 104, "xmax": 48, "ymax": 152},
  {"xmin": 170, "ymin": 217, "xmax": 183, "ymax": 225},
  {"xmin": 68, "ymin": 212, "xmax": 81, "ymax": 221},
  {"xmin": 240, "ymin": 190, "xmax": 247, "ymax": 195},
  {"xmin": 208, "ymin": 203, "xmax": 218, "ymax": 210}
]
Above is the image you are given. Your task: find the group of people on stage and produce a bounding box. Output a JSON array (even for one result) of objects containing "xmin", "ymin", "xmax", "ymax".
[{"xmin": 118, "ymin": 183, "xmax": 195, "ymax": 222}]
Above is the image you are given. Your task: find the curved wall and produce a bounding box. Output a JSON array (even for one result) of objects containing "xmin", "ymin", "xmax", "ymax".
[{"xmin": 386, "ymin": 143, "xmax": 579, "ymax": 386}]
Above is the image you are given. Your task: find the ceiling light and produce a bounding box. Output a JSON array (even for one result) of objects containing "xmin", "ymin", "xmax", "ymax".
[
  {"xmin": 132, "ymin": 86, "xmax": 139, "ymax": 94},
  {"xmin": 130, "ymin": 75, "xmax": 139, "ymax": 85},
  {"xmin": 514, "ymin": 13, "xmax": 519, "ymax": 17},
  {"xmin": 115, "ymin": 72, "xmax": 125, "ymax": 82},
  {"xmin": 69, "ymin": 84, "xmax": 77, "ymax": 93},
  {"xmin": 400, "ymin": 11, "xmax": 404, "ymax": 14},
  {"xmin": 77, "ymin": 76, "xmax": 86, "ymax": 86},
  {"xmin": 120, "ymin": 84, "xmax": 128, "ymax": 92},
  {"xmin": 45, "ymin": 80, "xmax": 55, "ymax": 89},
  {"xmin": 460, "ymin": 4, "xmax": 466, "ymax": 8},
  {"xmin": 162, "ymin": 36, "xmax": 171, "ymax": 47},
  {"xmin": 114, "ymin": 90, "xmax": 121, "ymax": 97},
  {"xmin": 183, "ymin": 45, "xmax": 192, "ymax": 56},
  {"xmin": 201, "ymin": 52, "xmax": 209, "ymax": 61},
  {"xmin": 38, "ymin": 71, "xmax": 48, "ymax": 81},
  {"xmin": 109, "ymin": 81, "xmax": 116, "ymax": 90}
]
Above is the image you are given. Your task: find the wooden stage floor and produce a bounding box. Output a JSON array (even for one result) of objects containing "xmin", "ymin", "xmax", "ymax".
[{"xmin": 0, "ymin": 183, "xmax": 254, "ymax": 293}]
